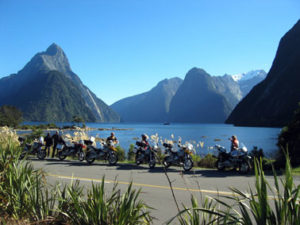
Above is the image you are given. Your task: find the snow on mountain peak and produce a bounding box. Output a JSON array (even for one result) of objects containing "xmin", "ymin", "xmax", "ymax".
[{"xmin": 231, "ymin": 70, "xmax": 266, "ymax": 82}]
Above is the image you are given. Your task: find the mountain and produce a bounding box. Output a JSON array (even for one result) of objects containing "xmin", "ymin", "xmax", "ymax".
[
  {"xmin": 111, "ymin": 78, "xmax": 183, "ymax": 122},
  {"xmin": 231, "ymin": 70, "xmax": 267, "ymax": 82},
  {"xmin": 226, "ymin": 20, "xmax": 300, "ymax": 127},
  {"xmin": 168, "ymin": 68, "xmax": 237, "ymax": 123},
  {"xmin": 0, "ymin": 43, "xmax": 120, "ymax": 122},
  {"xmin": 231, "ymin": 70, "xmax": 267, "ymax": 97}
]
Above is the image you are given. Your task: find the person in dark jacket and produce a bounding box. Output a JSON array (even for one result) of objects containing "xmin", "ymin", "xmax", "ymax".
[
  {"xmin": 51, "ymin": 131, "xmax": 60, "ymax": 158},
  {"xmin": 44, "ymin": 132, "xmax": 53, "ymax": 157}
]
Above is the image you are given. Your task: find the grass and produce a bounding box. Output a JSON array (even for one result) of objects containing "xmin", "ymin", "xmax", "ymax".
[
  {"xmin": 168, "ymin": 152, "xmax": 300, "ymax": 225},
  {"xmin": 0, "ymin": 130, "xmax": 153, "ymax": 224},
  {"xmin": 292, "ymin": 166, "xmax": 300, "ymax": 175}
]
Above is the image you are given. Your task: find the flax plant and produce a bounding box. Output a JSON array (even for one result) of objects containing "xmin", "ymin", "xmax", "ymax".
[
  {"xmin": 1, "ymin": 130, "xmax": 154, "ymax": 224},
  {"xmin": 58, "ymin": 178, "xmax": 153, "ymax": 225},
  {"xmin": 170, "ymin": 151, "xmax": 300, "ymax": 225}
]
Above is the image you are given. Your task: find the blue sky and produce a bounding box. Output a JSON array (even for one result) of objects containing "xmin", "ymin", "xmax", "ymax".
[{"xmin": 0, "ymin": 0, "xmax": 299, "ymax": 105}]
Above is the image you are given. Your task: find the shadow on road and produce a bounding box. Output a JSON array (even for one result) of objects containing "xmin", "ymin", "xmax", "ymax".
[{"xmin": 28, "ymin": 158, "xmax": 280, "ymax": 177}]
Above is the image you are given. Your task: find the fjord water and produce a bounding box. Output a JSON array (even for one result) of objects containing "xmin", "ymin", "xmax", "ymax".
[{"xmin": 46, "ymin": 123, "xmax": 280, "ymax": 156}]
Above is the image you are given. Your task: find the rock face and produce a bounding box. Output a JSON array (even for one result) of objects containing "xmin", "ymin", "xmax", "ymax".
[
  {"xmin": 0, "ymin": 43, "xmax": 120, "ymax": 122},
  {"xmin": 226, "ymin": 20, "xmax": 300, "ymax": 127},
  {"xmin": 111, "ymin": 78, "xmax": 183, "ymax": 122},
  {"xmin": 168, "ymin": 68, "xmax": 237, "ymax": 123}
]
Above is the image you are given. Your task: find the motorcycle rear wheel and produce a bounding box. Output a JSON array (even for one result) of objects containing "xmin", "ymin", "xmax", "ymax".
[
  {"xmin": 239, "ymin": 161, "xmax": 251, "ymax": 174},
  {"xmin": 86, "ymin": 153, "xmax": 95, "ymax": 164}
]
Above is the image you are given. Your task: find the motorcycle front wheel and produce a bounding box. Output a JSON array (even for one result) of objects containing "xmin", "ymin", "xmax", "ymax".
[
  {"xmin": 239, "ymin": 160, "xmax": 251, "ymax": 174},
  {"xmin": 78, "ymin": 151, "xmax": 85, "ymax": 161},
  {"xmin": 183, "ymin": 158, "xmax": 193, "ymax": 171},
  {"xmin": 149, "ymin": 159, "xmax": 156, "ymax": 169},
  {"xmin": 135, "ymin": 151, "xmax": 143, "ymax": 165},
  {"xmin": 215, "ymin": 160, "xmax": 225, "ymax": 171},
  {"xmin": 58, "ymin": 151, "xmax": 67, "ymax": 161},
  {"xmin": 108, "ymin": 152, "xmax": 118, "ymax": 166},
  {"xmin": 37, "ymin": 149, "xmax": 46, "ymax": 160},
  {"xmin": 19, "ymin": 152, "xmax": 26, "ymax": 160},
  {"xmin": 163, "ymin": 156, "xmax": 171, "ymax": 168}
]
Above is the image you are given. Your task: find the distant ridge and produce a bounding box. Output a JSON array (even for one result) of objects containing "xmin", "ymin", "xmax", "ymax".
[
  {"xmin": 168, "ymin": 68, "xmax": 236, "ymax": 123},
  {"xmin": 111, "ymin": 67, "xmax": 266, "ymax": 123},
  {"xmin": 111, "ymin": 78, "xmax": 183, "ymax": 122}
]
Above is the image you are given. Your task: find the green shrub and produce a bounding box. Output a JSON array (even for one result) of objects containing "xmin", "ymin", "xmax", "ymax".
[
  {"xmin": 198, "ymin": 154, "xmax": 217, "ymax": 168},
  {"xmin": 155, "ymin": 147, "xmax": 164, "ymax": 164},
  {"xmin": 277, "ymin": 102, "xmax": 300, "ymax": 167},
  {"xmin": 191, "ymin": 154, "xmax": 201, "ymax": 166},
  {"xmin": 116, "ymin": 145, "xmax": 126, "ymax": 162},
  {"xmin": 128, "ymin": 144, "xmax": 136, "ymax": 161},
  {"xmin": 25, "ymin": 128, "xmax": 43, "ymax": 143}
]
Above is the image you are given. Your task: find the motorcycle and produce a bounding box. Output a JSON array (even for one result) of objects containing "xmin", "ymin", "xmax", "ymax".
[
  {"xmin": 214, "ymin": 143, "xmax": 251, "ymax": 174},
  {"xmin": 84, "ymin": 138, "xmax": 118, "ymax": 165},
  {"xmin": 134, "ymin": 141, "xmax": 158, "ymax": 169},
  {"xmin": 57, "ymin": 139, "xmax": 85, "ymax": 161},
  {"xmin": 162, "ymin": 142, "xmax": 194, "ymax": 171},
  {"xmin": 19, "ymin": 137, "xmax": 46, "ymax": 160}
]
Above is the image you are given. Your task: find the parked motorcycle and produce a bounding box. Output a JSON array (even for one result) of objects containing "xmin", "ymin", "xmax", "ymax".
[
  {"xmin": 134, "ymin": 141, "xmax": 158, "ymax": 168},
  {"xmin": 162, "ymin": 142, "xmax": 194, "ymax": 171},
  {"xmin": 84, "ymin": 138, "xmax": 118, "ymax": 165},
  {"xmin": 214, "ymin": 143, "xmax": 251, "ymax": 174},
  {"xmin": 19, "ymin": 137, "xmax": 46, "ymax": 160},
  {"xmin": 57, "ymin": 139, "xmax": 85, "ymax": 161}
]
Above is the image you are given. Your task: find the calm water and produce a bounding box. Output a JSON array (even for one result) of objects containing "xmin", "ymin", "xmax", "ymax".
[{"xmin": 24, "ymin": 122, "xmax": 281, "ymax": 157}]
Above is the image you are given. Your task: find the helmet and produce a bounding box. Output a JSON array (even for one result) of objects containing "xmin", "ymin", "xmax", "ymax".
[{"xmin": 141, "ymin": 133, "xmax": 148, "ymax": 140}]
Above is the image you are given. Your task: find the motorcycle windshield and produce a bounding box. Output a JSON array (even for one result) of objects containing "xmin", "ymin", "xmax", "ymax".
[{"xmin": 239, "ymin": 143, "xmax": 248, "ymax": 152}]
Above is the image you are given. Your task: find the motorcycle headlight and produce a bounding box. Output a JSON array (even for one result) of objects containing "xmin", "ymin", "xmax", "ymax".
[
  {"xmin": 187, "ymin": 143, "xmax": 193, "ymax": 151},
  {"xmin": 241, "ymin": 146, "xmax": 248, "ymax": 152}
]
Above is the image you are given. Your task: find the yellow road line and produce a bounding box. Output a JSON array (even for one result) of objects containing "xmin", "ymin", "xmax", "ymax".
[{"xmin": 47, "ymin": 173, "xmax": 235, "ymax": 196}]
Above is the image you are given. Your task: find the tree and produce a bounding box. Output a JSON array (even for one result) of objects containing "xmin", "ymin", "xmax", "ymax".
[
  {"xmin": 72, "ymin": 115, "xmax": 85, "ymax": 127},
  {"xmin": 277, "ymin": 102, "xmax": 300, "ymax": 166},
  {"xmin": 0, "ymin": 105, "xmax": 23, "ymax": 128}
]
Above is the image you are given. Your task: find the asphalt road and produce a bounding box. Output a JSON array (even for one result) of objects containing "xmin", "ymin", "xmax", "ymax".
[{"xmin": 31, "ymin": 158, "xmax": 300, "ymax": 225}]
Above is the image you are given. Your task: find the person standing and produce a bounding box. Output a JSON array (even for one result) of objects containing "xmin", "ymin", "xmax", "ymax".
[
  {"xmin": 44, "ymin": 133, "xmax": 53, "ymax": 157},
  {"xmin": 52, "ymin": 131, "xmax": 60, "ymax": 158}
]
